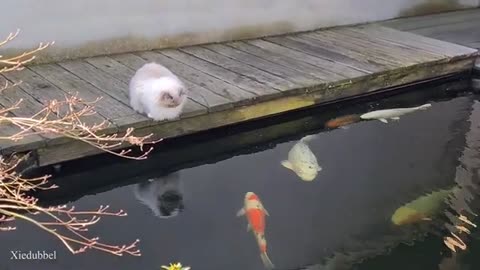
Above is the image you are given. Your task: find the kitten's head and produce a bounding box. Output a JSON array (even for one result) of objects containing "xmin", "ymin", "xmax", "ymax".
[
  {"xmin": 156, "ymin": 190, "xmax": 184, "ymax": 218},
  {"xmin": 151, "ymin": 77, "xmax": 187, "ymax": 108}
]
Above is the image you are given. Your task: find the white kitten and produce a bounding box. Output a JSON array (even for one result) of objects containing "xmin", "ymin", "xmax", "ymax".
[{"xmin": 129, "ymin": 62, "xmax": 188, "ymax": 121}]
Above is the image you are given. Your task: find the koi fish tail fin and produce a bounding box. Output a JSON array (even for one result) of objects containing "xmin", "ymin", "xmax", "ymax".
[
  {"xmin": 260, "ymin": 252, "xmax": 275, "ymax": 269},
  {"xmin": 417, "ymin": 103, "xmax": 432, "ymax": 110},
  {"xmin": 300, "ymin": 134, "xmax": 318, "ymax": 143}
]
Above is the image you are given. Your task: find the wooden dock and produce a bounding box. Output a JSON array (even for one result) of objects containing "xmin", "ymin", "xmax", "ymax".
[
  {"xmin": 381, "ymin": 8, "xmax": 480, "ymax": 88},
  {"xmin": 0, "ymin": 23, "xmax": 478, "ymax": 166},
  {"xmin": 381, "ymin": 8, "xmax": 480, "ymax": 50}
]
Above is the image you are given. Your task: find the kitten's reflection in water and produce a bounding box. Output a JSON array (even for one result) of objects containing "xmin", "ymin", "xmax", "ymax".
[{"xmin": 134, "ymin": 172, "xmax": 184, "ymax": 219}]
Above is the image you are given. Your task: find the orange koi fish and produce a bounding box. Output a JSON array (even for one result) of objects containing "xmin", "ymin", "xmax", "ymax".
[
  {"xmin": 237, "ymin": 192, "xmax": 274, "ymax": 269},
  {"xmin": 325, "ymin": 114, "xmax": 361, "ymax": 129}
]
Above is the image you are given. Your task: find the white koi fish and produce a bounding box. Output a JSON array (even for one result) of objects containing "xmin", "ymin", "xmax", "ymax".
[
  {"xmin": 281, "ymin": 135, "xmax": 321, "ymax": 182},
  {"xmin": 360, "ymin": 103, "xmax": 432, "ymax": 123}
]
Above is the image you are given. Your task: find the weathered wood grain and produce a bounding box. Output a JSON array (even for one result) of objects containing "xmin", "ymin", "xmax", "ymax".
[
  {"xmin": 0, "ymin": 81, "xmax": 49, "ymax": 118},
  {"xmin": 0, "ymin": 77, "xmax": 63, "ymax": 142},
  {"xmin": 225, "ymin": 41, "xmax": 345, "ymax": 82},
  {"xmin": 352, "ymin": 25, "xmax": 477, "ymax": 58},
  {"xmin": 136, "ymin": 51, "xmax": 258, "ymax": 106},
  {"xmin": 411, "ymin": 20, "xmax": 480, "ymax": 38},
  {"xmin": 247, "ymin": 39, "xmax": 366, "ymax": 78},
  {"xmin": 205, "ymin": 43, "xmax": 322, "ymax": 86},
  {"xmin": 85, "ymin": 56, "xmax": 135, "ymax": 84},
  {"xmin": 265, "ymin": 35, "xmax": 382, "ymax": 73},
  {"xmin": 381, "ymin": 9, "xmax": 480, "ymax": 31},
  {"xmin": 308, "ymin": 29, "xmax": 441, "ymax": 65},
  {"xmin": 0, "ymin": 122, "xmax": 46, "ymax": 155},
  {"xmin": 58, "ymin": 60, "xmax": 133, "ymax": 107},
  {"xmin": 381, "ymin": 9, "xmax": 480, "ymax": 51},
  {"xmin": 0, "ymin": 101, "xmax": 46, "ymax": 155},
  {"xmin": 29, "ymin": 64, "xmax": 130, "ymax": 125},
  {"xmin": 111, "ymin": 53, "xmax": 234, "ymax": 112},
  {"xmin": 294, "ymin": 33, "xmax": 401, "ymax": 68},
  {"xmin": 180, "ymin": 46, "xmax": 299, "ymax": 91},
  {"xmin": 3, "ymin": 68, "xmax": 107, "ymax": 127},
  {"xmin": 159, "ymin": 49, "xmax": 282, "ymax": 100}
]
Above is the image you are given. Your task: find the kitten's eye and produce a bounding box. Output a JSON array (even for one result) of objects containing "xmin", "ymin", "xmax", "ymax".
[{"xmin": 161, "ymin": 93, "xmax": 173, "ymax": 101}]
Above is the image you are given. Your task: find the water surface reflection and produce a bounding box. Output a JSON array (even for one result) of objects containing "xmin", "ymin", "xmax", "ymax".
[{"xmin": 1, "ymin": 80, "xmax": 479, "ymax": 270}]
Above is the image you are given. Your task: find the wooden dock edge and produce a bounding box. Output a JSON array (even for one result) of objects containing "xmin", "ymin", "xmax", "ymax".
[
  {"xmin": 473, "ymin": 57, "xmax": 480, "ymax": 91},
  {"xmin": 30, "ymin": 55, "xmax": 477, "ymax": 166}
]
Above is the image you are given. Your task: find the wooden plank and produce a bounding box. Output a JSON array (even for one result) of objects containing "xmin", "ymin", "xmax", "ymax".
[
  {"xmin": 382, "ymin": 9, "xmax": 480, "ymax": 31},
  {"xmin": 85, "ymin": 56, "xmax": 135, "ymax": 84},
  {"xmin": 0, "ymin": 77, "xmax": 68, "ymax": 144},
  {"xmin": 29, "ymin": 64, "xmax": 131, "ymax": 128},
  {"xmin": 0, "ymin": 81, "xmax": 49, "ymax": 118},
  {"xmin": 85, "ymin": 56, "xmax": 207, "ymax": 118},
  {"xmin": 180, "ymin": 46, "xmax": 299, "ymax": 91},
  {"xmin": 247, "ymin": 39, "xmax": 366, "ymax": 78},
  {"xmin": 264, "ymin": 35, "xmax": 382, "ymax": 73},
  {"xmin": 158, "ymin": 49, "xmax": 282, "ymax": 100},
  {"xmin": 351, "ymin": 25, "xmax": 477, "ymax": 58},
  {"xmin": 3, "ymin": 68, "xmax": 107, "ymax": 127},
  {"xmin": 225, "ymin": 41, "xmax": 346, "ymax": 82},
  {"xmin": 312, "ymin": 28, "xmax": 443, "ymax": 64},
  {"xmin": 0, "ymin": 101, "xmax": 46, "ymax": 155},
  {"xmin": 411, "ymin": 20, "xmax": 480, "ymax": 38},
  {"xmin": 414, "ymin": 27, "xmax": 480, "ymax": 49},
  {"xmin": 205, "ymin": 43, "xmax": 322, "ymax": 86},
  {"xmin": 294, "ymin": 33, "xmax": 402, "ymax": 68},
  {"xmin": 0, "ymin": 123, "xmax": 45, "ymax": 155},
  {"xmin": 111, "ymin": 53, "xmax": 234, "ymax": 112},
  {"xmin": 58, "ymin": 60, "xmax": 132, "ymax": 107}
]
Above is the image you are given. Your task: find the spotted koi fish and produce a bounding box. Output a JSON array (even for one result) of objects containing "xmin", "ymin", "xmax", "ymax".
[{"xmin": 237, "ymin": 192, "xmax": 274, "ymax": 269}]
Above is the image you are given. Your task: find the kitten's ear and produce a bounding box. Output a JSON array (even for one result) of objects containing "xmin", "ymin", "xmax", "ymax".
[
  {"xmin": 178, "ymin": 89, "xmax": 184, "ymax": 96},
  {"xmin": 178, "ymin": 87, "xmax": 187, "ymax": 96}
]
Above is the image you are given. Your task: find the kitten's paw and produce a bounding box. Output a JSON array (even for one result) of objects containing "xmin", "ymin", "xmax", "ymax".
[
  {"xmin": 166, "ymin": 116, "xmax": 181, "ymax": 121},
  {"xmin": 131, "ymin": 104, "xmax": 144, "ymax": 114},
  {"xmin": 147, "ymin": 113, "xmax": 165, "ymax": 121}
]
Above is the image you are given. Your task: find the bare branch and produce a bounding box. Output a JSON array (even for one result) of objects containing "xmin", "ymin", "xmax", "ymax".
[{"xmin": 0, "ymin": 29, "xmax": 160, "ymax": 257}]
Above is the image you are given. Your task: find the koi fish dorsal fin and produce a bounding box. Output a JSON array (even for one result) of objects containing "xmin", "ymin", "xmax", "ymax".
[
  {"xmin": 236, "ymin": 208, "xmax": 246, "ymax": 217},
  {"xmin": 281, "ymin": 160, "xmax": 294, "ymax": 170},
  {"xmin": 417, "ymin": 103, "xmax": 432, "ymax": 110},
  {"xmin": 300, "ymin": 134, "xmax": 317, "ymax": 143}
]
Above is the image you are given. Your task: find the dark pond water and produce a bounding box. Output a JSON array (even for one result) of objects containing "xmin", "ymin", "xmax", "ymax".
[{"xmin": 2, "ymin": 78, "xmax": 480, "ymax": 270}]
